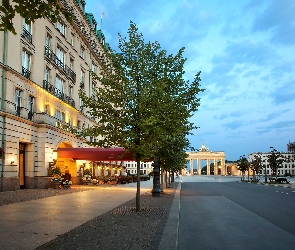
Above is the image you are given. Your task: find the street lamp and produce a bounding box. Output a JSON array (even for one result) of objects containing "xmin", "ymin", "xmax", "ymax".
[{"xmin": 152, "ymin": 146, "xmax": 161, "ymax": 197}]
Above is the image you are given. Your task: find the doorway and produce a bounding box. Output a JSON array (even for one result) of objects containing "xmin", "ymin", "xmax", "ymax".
[{"xmin": 19, "ymin": 143, "xmax": 26, "ymax": 189}]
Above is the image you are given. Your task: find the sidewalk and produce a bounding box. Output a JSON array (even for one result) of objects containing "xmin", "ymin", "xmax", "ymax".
[{"xmin": 0, "ymin": 181, "xmax": 153, "ymax": 249}]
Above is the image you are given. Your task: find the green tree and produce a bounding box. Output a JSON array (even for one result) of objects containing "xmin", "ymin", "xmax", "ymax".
[
  {"xmin": 158, "ymin": 133, "xmax": 191, "ymax": 182},
  {"xmin": 267, "ymin": 149, "xmax": 284, "ymax": 178},
  {"xmin": 250, "ymin": 153, "xmax": 263, "ymax": 181},
  {"xmin": 0, "ymin": 0, "xmax": 72, "ymax": 34},
  {"xmin": 75, "ymin": 22, "xmax": 204, "ymax": 211},
  {"xmin": 237, "ymin": 155, "xmax": 249, "ymax": 181}
]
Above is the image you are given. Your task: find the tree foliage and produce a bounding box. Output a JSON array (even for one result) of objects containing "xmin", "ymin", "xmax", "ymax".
[
  {"xmin": 250, "ymin": 153, "xmax": 263, "ymax": 180},
  {"xmin": 0, "ymin": 0, "xmax": 72, "ymax": 34},
  {"xmin": 75, "ymin": 22, "xmax": 204, "ymax": 210},
  {"xmin": 237, "ymin": 155, "xmax": 249, "ymax": 181},
  {"xmin": 267, "ymin": 149, "xmax": 284, "ymax": 177}
]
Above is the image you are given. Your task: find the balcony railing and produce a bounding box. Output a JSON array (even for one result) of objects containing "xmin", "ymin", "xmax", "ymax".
[
  {"xmin": 44, "ymin": 46, "xmax": 76, "ymax": 82},
  {"xmin": 28, "ymin": 111, "xmax": 34, "ymax": 120},
  {"xmin": 15, "ymin": 106, "xmax": 22, "ymax": 116},
  {"xmin": 22, "ymin": 27, "xmax": 32, "ymax": 43},
  {"xmin": 22, "ymin": 66, "xmax": 30, "ymax": 80},
  {"xmin": 43, "ymin": 80, "xmax": 75, "ymax": 108}
]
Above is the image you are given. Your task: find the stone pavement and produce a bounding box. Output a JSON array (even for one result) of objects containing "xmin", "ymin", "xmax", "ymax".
[
  {"xmin": 0, "ymin": 181, "xmax": 153, "ymax": 249},
  {"xmin": 1, "ymin": 175, "xmax": 294, "ymax": 249}
]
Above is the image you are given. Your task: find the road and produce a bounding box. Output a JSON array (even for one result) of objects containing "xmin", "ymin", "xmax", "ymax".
[{"xmin": 178, "ymin": 176, "xmax": 295, "ymax": 250}]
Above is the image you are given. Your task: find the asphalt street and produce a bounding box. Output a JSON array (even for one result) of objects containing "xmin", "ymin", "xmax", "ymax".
[{"xmin": 178, "ymin": 177, "xmax": 295, "ymax": 250}]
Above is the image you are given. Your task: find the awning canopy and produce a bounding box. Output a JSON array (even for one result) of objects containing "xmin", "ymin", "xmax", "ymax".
[{"xmin": 57, "ymin": 147, "xmax": 135, "ymax": 161}]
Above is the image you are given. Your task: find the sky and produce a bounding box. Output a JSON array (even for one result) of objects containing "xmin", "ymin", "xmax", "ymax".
[{"xmin": 85, "ymin": 0, "xmax": 295, "ymax": 160}]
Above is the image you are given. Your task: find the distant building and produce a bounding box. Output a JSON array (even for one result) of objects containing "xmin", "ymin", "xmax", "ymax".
[
  {"xmin": 287, "ymin": 141, "xmax": 295, "ymax": 153},
  {"xmin": 248, "ymin": 142, "xmax": 295, "ymax": 176},
  {"xmin": 123, "ymin": 161, "xmax": 153, "ymax": 175}
]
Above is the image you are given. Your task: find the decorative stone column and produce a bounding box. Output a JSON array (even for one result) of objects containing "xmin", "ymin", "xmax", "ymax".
[
  {"xmin": 197, "ymin": 159, "xmax": 201, "ymax": 175},
  {"xmin": 214, "ymin": 159, "xmax": 217, "ymax": 175},
  {"xmin": 206, "ymin": 159, "xmax": 210, "ymax": 175},
  {"xmin": 190, "ymin": 159, "xmax": 194, "ymax": 175}
]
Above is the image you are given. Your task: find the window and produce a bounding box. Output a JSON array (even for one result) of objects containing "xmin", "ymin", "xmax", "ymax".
[
  {"xmin": 22, "ymin": 19, "xmax": 32, "ymax": 43},
  {"xmin": 55, "ymin": 76, "xmax": 64, "ymax": 98},
  {"xmin": 69, "ymin": 85, "xmax": 73, "ymax": 98},
  {"xmin": 70, "ymin": 33, "xmax": 74, "ymax": 46},
  {"xmin": 45, "ymin": 34, "xmax": 51, "ymax": 48},
  {"xmin": 79, "ymin": 0, "xmax": 86, "ymax": 13},
  {"xmin": 21, "ymin": 50, "xmax": 30, "ymax": 79},
  {"xmin": 44, "ymin": 104, "xmax": 50, "ymax": 115},
  {"xmin": 28, "ymin": 96, "xmax": 34, "ymax": 120},
  {"xmin": 91, "ymin": 82, "xmax": 96, "ymax": 97},
  {"xmin": 68, "ymin": 116, "xmax": 72, "ymax": 126},
  {"xmin": 80, "ymin": 70, "xmax": 85, "ymax": 88},
  {"xmin": 44, "ymin": 67, "xmax": 50, "ymax": 90},
  {"xmin": 77, "ymin": 120, "xmax": 81, "ymax": 128},
  {"xmin": 80, "ymin": 46, "xmax": 85, "ymax": 59},
  {"xmin": 91, "ymin": 63, "xmax": 96, "ymax": 73},
  {"xmin": 70, "ymin": 58, "xmax": 74, "ymax": 70},
  {"xmin": 79, "ymin": 98, "xmax": 83, "ymax": 112},
  {"xmin": 57, "ymin": 20, "xmax": 66, "ymax": 36},
  {"xmin": 61, "ymin": 112, "xmax": 65, "ymax": 122},
  {"xmin": 15, "ymin": 89, "xmax": 22, "ymax": 116},
  {"xmin": 56, "ymin": 46, "xmax": 64, "ymax": 69}
]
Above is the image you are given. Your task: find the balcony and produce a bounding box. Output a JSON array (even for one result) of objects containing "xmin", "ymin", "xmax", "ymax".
[
  {"xmin": 44, "ymin": 46, "xmax": 76, "ymax": 82},
  {"xmin": 22, "ymin": 27, "xmax": 32, "ymax": 43},
  {"xmin": 22, "ymin": 66, "xmax": 30, "ymax": 80},
  {"xmin": 43, "ymin": 80, "xmax": 75, "ymax": 108}
]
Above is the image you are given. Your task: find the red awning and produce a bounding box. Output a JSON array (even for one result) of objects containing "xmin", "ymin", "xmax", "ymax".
[
  {"xmin": 0, "ymin": 147, "xmax": 3, "ymax": 153},
  {"xmin": 57, "ymin": 147, "xmax": 135, "ymax": 161}
]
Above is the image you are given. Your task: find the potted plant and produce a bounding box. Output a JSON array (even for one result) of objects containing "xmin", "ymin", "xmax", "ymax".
[
  {"xmin": 51, "ymin": 166, "xmax": 62, "ymax": 176},
  {"xmin": 63, "ymin": 180, "xmax": 72, "ymax": 188},
  {"xmin": 51, "ymin": 167, "xmax": 62, "ymax": 189},
  {"xmin": 51, "ymin": 177, "xmax": 63, "ymax": 189},
  {"xmin": 91, "ymin": 179, "xmax": 98, "ymax": 186},
  {"xmin": 98, "ymin": 176, "xmax": 105, "ymax": 184}
]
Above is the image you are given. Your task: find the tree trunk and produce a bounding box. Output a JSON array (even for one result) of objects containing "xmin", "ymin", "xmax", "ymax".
[
  {"xmin": 136, "ymin": 152, "xmax": 141, "ymax": 212},
  {"xmin": 160, "ymin": 167, "xmax": 164, "ymax": 191}
]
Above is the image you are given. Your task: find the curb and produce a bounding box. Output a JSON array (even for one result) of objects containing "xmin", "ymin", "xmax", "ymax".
[{"xmin": 158, "ymin": 181, "xmax": 181, "ymax": 250}]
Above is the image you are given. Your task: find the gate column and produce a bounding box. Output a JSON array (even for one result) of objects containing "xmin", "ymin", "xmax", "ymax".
[
  {"xmin": 214, "ymin": 159, "xmax": 217, "ymax": 175},
  {"xmin": 197, "ymin": 159, "xmax": 201, "ymax": 175},
  {"xmin": 206, "ymin": 159, "xmax": 210, "ymax": 175}
]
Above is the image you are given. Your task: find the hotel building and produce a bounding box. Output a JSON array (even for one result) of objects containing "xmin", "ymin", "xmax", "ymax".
[{"xmin": 0, "ymin": 0, "xmax": 113, "ymax": 191}]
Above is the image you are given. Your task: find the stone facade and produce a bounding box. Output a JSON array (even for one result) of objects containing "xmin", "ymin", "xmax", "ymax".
[
  {"xmin": 0, "ymin": 0, "xmax": 108, "ymax": 191},
  {"xmin": 186, "ymin": 143, "xmax": 226, "ymax": 175}
]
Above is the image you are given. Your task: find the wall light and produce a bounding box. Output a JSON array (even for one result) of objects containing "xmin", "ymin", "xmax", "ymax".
[{"xmin": 11, "ymin": 160, "xmax": 14, "ymax": 165}]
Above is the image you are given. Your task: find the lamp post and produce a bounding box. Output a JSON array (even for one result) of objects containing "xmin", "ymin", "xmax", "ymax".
[{"xmin": 152, "ymin": 147, "xmax": 161, "ymax": 197}]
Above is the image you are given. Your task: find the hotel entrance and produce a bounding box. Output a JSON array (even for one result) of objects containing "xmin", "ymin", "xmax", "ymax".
[{"xmin": 19, "ymin": 143, "xmax": 26, "ymax": 189}]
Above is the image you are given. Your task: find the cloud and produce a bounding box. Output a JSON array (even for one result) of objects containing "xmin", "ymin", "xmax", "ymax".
[
  {"xmin": 251, "ymin": 0, "xmax": 295, "ymax": 45},
  {"xmin": 223, "ymin": 120, "xmax": 246, "ymax": 130},
  {"xmin": 270, "ymin": 80, "xmax": 295, "ymax": 105}
]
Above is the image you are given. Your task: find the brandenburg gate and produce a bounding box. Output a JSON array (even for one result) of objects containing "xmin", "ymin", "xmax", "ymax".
[{"xmin": 186, "ymin": 143, "xmax": 226, "ymax": 175}]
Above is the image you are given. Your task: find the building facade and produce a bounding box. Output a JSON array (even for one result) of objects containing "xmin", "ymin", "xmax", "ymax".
[
  {"xmin": 248, "ymin": 142, "xmax": 295, "ymax": 176},
  {"xmin": 124, "ymin": 161, "xmax": 153, "ymax": 175},
  {"xmin": 0, "ymin": 0, "xmax": 110, "ymax": 191},
  {"xmin": 186, "ymin": 143, "xmax": 226, "ymax": 175}
]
